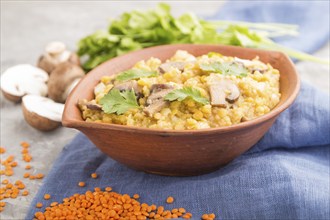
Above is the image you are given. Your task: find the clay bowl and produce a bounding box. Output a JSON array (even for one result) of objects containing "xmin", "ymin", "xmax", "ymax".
[{"xmin": 62, "ymin": 44, "xmax": 300, "ymax": 176}]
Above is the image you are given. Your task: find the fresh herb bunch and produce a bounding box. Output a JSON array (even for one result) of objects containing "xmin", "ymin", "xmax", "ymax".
[{"xmin": 78, "ymin": 3, "xmax": 328, "ymax": 71}]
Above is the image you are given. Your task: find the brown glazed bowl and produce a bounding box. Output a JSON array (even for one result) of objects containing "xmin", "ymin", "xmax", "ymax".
[{"xmin": 62, "ymin": 44, "xmax": 300, "ymax": 176}]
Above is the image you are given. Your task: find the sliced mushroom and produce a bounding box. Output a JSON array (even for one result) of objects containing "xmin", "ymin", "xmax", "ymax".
[
  {"xmin": 86, "ymin": 103, "xmax": 102, "ymax": 111},
  {"xmin": 241, "ymin": 116, "xmax": 251, "ymax": 122},
  {"xmin": 144, "ymin": 84, "xmax": 174, "ymax": 116},
  {"xmin": 0, "ymin": 64, "xmax": 48, "ymax": 102},
  {"xmin": 251, "ymin": 68, "xmax": 266, "ymax": 74},
  {"xmin": 22, "ymin": 95, "xmax": 64, "ymax": 131},
  {"xmin": 37, "ymin": 41, "xmax": 80, "ymax": 74},
  {"xmin": 234, "ymin": 57, "xmax": 268, "ymax": 73},
  {"xmin": 113, "ymin": 80, "xmax": 142, "ymax": 98},
  {"xmin": 150, "ymin": 83, "xmax": 174, "ymax": 93},
  {"xmin": 114, "ymin": 80, "xmax": 139, "ymax": 92},
  {"xmin": 94, "ymin": 82, "xmax": 106, "ymax": 96},
  {"xmin": 208, "ymin": 79, "xmax": 240, "ymax": 107},
  {"xmin": 78, "ymin": 99, "xmax": 102, "ymax": 111},
  {"xmin": 158, "ymin": 62, "xmax": 186, "ymax": 74},
  {"xmin": 48, "ymin": 63, "xmax": 85, "ymax": 103}
]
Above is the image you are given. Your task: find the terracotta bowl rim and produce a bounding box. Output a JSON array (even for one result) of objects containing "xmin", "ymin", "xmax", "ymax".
[{"xmin": 63, "ymin": 44, "xmax": 300, "ymax": 135}]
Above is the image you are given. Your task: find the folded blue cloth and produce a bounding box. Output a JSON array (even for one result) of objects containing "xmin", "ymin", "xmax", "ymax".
[
  {"xmin": 26, "ymin": 82, "xmax": 330, "ymax": 219},
  {"xmin": 212, "ymin": 1, "xmax": 330, "ymax": 54},
  {"xmin": 26, "ymin": 1, "xmax": 330, "ymax": 219}
]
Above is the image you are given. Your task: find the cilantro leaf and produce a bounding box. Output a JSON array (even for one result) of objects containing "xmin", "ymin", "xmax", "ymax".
[
  {"xmin": 99, "ymin": 89, "xmax": 139, "ymax": 115},
  {"xmin": 116, "ymin": 69, "xmax": 158, "ymax": 82},
  {"xmin": 199, "ymin": 61, "xmax": 248, "ymax": 77},
  {"xmin": 164, "ymin": 87, "xmax": 209, "ymax": 105}
]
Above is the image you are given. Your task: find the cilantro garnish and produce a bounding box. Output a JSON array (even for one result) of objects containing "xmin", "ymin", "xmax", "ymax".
[
  {"xmin": 116, "ymin": 69, "xmax": 158, "ymax": 82},
  {"xmin": 164, "ymin": 87, "xmax": 209, "ymax": 105},
  {"xmin": 99, "ymin": 88, "xmax": 139, "ymax": 115},
  {"xmin": 199, "ymin": 62, "xmax": 248, "ymax": 77}
]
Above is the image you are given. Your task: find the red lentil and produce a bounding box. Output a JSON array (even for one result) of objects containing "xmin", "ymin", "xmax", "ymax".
[
  {"xmin": 0, "ymin": 147, "xmax": 5, "ymax": 154},
  {"xmin": 166, "ymin": 196, "xmax": 174, "ymax": 204},
  {"xmin": 33, "ymin": 189, "xmax": 194, "ymax": 220},
  {"xmin": 43, "ymin": 194, "xmax": 51, "ymax": 200},
  {"xmin": 91, "ymin": 173, "xmax": 98, "ymax": 179}
]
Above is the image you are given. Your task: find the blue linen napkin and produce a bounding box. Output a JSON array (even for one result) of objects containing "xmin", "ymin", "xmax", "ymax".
[
  {"xmin": 212, "ymin": 1, "xmax": 330, "ymax": 54},
  {"xmin": 26, "ymin": 1, "xmax": 330, "ymax": 219}
]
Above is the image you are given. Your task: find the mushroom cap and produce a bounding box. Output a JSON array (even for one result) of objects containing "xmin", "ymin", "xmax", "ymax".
[
  {"xmin": 48, "ymin": 63, "xmax": 85, "ymax": 103},
  {"xmin": 0, "ymin": 64, "xmax": 48, "ymax": 102},
  {"xmin": 37, "ymin": 52, "xmax": 81, "ymax": 74},
  {"xmin": 37, "ymin": 41, "xmax": 81, "ymax": 74},
  {"xmin": 22, "ymin": 95, "xmax": 64, "ymax": 131},
  {"xmin": 2, "ymin": 91, "xmax": 21, "ymax": 103},
  {"xmin": 45, "ymin": 41, "xmax": 66, "ymax": 55}
]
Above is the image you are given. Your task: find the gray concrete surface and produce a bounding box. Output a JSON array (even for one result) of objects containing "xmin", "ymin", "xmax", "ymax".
[{"xmin": 0, "ymin": 1, "xmax": 329, "ymax": 219}]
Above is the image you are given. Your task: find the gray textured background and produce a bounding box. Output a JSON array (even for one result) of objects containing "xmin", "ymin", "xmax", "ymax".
[{"xmin": 0, "ymin": 1, "xmax": 329, "ymax": 219}]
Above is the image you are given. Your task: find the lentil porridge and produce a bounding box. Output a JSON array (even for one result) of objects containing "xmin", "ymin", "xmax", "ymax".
[{"xmin": 78, "ymin": 50, "xmax": 280, "ymax": 130}]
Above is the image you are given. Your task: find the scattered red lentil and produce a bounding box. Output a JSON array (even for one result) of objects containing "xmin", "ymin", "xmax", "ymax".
[
  {"xmin": 25, "ymin": 164, "xmax": 32, "ymax": 170},
  {"xmin": 78, "ymin": 182, "xmax": 86, "ymax": 187},
  {"xmin": 1, "ymin": 179, "xmax": 9, "ymax": 185},
  {"xmin": 15, "ymin": 180, "xmax": 22, "ymax": 186},
  {"xmin": 21, "ymin": 148, "xmax": 29, "ymax": 154},
  {"xmin": 166, "ymin": 196, "xmax": 174, "ymax": 204},
  {"xmin": 33, "ymin": 189, "xmax": 195, "ymax": 220},
  {"xmin": 0, "ymin": 147, "xmax": 6, "ymax": 154},
  {"xmin": 94, "ymin": 187, "xmax": 101, "ymax": 192},
  {"xmin": 29, "ymin": 175, "xmax": 36, "ymax": 180},
  {"xmin": 43, "ymin": 194, "xmax": 51, "ymax": 200},
  {"xmin": 105, "ymin": 187, "xmax": 112, "ymax": 192},
  {"xmin": 4, "ymin": 170, "xmax": 14, "ymax": 176},
  {"xmin": 183, "ymin": 212, "xmax": 193, "ymax": 219},
  {"xmin": 23, "ymin": 153, "xmax": 32, "ymax": 162},
  {"xmin": 17, "ymin": 183, "xmax": 25, "ymax": 190},
  {"xmin": 6, "ymin": 183, "xmax": 13, "ymax": 189},
  {"xmin": 133, "ymin": 194, "xmax": 140, "ymax": 199},
  {"xmin": 50, "ymin": 202, "xmax": 58, "ymax": 207},
  {"xmin": 202, "ymin": 213, "xmax": 216, "ymax": 220},
  {"xmin": 23, "ymin": 172, "xmax": 30, "ymax": 178},
  {"xmin": 91, "ymin": 173, "xmax": 98, "ymax": 179},
  {"xmin": 36, "ymin": 202, "xmax": 43, "ymax": 208},
  {"xmin": 20, "ymin": 142, "xmax": 30, "ymax": 148},
  {"xmin": 22, "ymin": 190, "xmax": 29, "ymax": 196},
  {"xmin": 35, "ymin": 173, "xmax": 44, "ymax": 179}
]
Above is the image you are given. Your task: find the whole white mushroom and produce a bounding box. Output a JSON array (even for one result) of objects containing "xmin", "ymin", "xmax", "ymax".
[
  {"xmin": 22, "ymin": 95, "xmax": 64, "ymax": 131},
  {"xmin": 37, "ymin": 41, "xmax": 80, "ymax": 74},
  {"xmin": 0, "ymin": 64, "xmax": 48, "ymax": 102}
]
